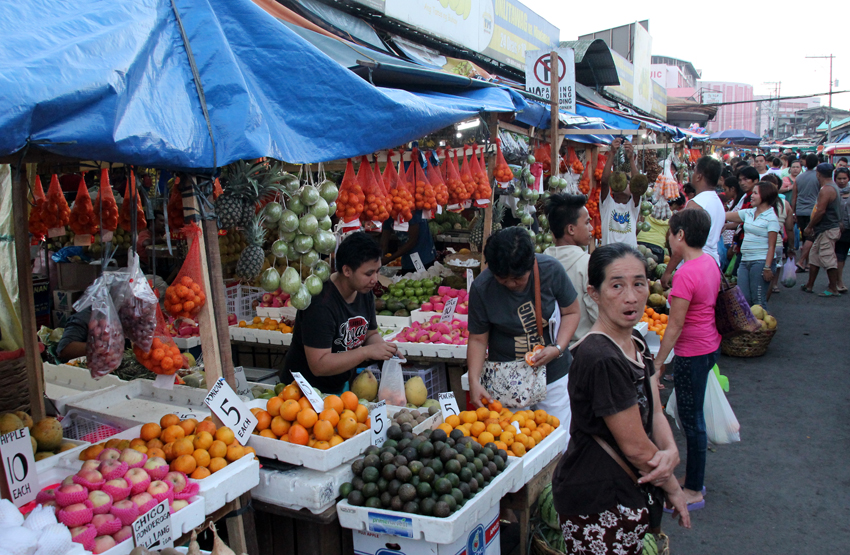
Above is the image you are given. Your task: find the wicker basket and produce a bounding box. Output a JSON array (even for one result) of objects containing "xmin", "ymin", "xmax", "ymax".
[
  {"xmin": 721, "ymin": 327, "xmax": 777, "ymax": 357},
  {"xmin": 444, "ymin": 253, "xmax": 481, "ymax": 278},
  {"xmin": 0, "ymin": 355, "xmax": 31, "ymax": 414}
]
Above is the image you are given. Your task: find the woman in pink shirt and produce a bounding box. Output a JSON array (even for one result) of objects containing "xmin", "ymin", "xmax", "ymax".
[{"xmin": 655, "ymin": 209, "xmax": 721, "ymax": 512}]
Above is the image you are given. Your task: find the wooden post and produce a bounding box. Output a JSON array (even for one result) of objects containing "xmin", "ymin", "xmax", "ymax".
[
  {"xmin": 550, "ymin": 50, "xmax": 560, "ymax": 177},
  {"xmin": 11, "ymin": 166, "xmax": 46, "ymax": 421},
  {"xmin": 480, "ymin": 113, "xmax": 500, "ymax": 265},
  {"xmin": 201, "ymin": 217, "xmax": 235, "ymax": 385}
]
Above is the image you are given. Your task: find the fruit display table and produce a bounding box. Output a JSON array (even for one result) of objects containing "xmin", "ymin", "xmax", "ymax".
[{"xmin": 254, "ymin": 500, "xmax": 354, "ymax": 555}]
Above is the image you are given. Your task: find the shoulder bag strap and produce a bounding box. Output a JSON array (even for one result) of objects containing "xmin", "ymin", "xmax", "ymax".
[
  {"xmin": 533, "ymin": 258, "xmax": 544, "ymax": 343},
  {"xmin": 592, "ymin": 435, "xmax": 639, "ymax": 484}
]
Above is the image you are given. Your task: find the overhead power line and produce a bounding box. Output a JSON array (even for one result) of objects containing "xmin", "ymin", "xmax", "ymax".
[{"xmin": 701, "ymin": 90, "xmax": 850, "ymax": 107}]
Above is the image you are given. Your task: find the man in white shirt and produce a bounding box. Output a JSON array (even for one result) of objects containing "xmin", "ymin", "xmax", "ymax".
[
  {"xmin": 755, "ymin": 154, "xmax": 771, "ymax": 180},
  {"xmin": 661, "ymin": 156, "xmax": 726, "ymax": 287},
  {"xmin": 599, "ymin": 137, "xmax": 641, "ymax": 247}
]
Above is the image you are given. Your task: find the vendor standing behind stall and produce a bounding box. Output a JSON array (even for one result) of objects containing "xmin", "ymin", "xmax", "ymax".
[
  {"xmin": 281, "ymin": 232, "xmax": 397, "ymax": 394},
  {"xmin": 380, "ymin": 209, "xmax": 436, "ymax": 271}
]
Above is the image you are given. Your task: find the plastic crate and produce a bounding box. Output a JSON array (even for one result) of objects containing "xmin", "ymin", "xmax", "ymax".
[
  {"xmin": 59, "ymin": 409, "xmax": 128, "ymax": 443},
  {"xmin": 371, "ymin": 363, "xmax": 449, "ymax": 399},
  {"xmin": 225, "ymin": 283, "xmax": 264, "ymax": 321}
]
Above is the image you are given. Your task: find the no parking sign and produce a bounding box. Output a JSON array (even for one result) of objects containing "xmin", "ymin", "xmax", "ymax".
[{"xmin": 524, "ymin": 48, "xmax": 576, "ymax": 113}]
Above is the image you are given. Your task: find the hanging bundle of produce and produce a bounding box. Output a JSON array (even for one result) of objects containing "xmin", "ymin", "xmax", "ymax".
[
  {"xmin": 426, "ymin": 154, "xmax": 449, "ymax": 207},
  {"xmin": 587, "ymin": 187, "xmax": 601, "ymax": 239},
  {"xmin": 165, "ymin": 224, "xmax": 207, "ymax": 317},
  {"xmin": 609, "ymin": 143, "xmax": 630, "ymax": 194},
  {"xmin": 236, "ymin": 215, "xmax": 268, "ymax": 280},
  {"xmin": 655, "ymin": 156, "xmax": 680, "ymax": 200},
  {"xmin": 385, "ymin": 150, "xmax": 414, "ymax": 222},
  {"xmin": 445, "ymin": 148, "xmax": 470, "ymax": 205},
  {"xmin": 629, "ymin": 172, "xmax": 650, "ymax": 197},
  {"xmin": 493, "ymin": 138, "xmax": 514, "ymax": 184},
  {"xmin": 216, "ymin": 160, "xmax": 286, "ymax": 229},
  {"xmin": 470, "ymin": 145, "xmax": 492, "ymax": 203},
  {"xmin": 638, "ymin": 149, "xmax": 661, "ymax": 184},
  {"xmin": 358, "ymin": 156, "xmax": 390, "ymax": 223},
  {"xmin": 459, "ymin": 146, "xmax": 477, "ymax": 204},
  {"xmin": 118, "ymin": 172, "xmax": 147, "ymax": 232},
  {"xmin": 69, "ymin": 175, "xmax": 98, "ymax": 236},
  {"xmin": 567, "ymin": 146, "xmax": 584, "ymax": 174},
  {"xmin": 94, "ymin": 169, "xmax": 119, "ymax": 232},
  {"xmin": 74, "ymin": 276, "xmax": 125, "ymax": 379},
  {"xmin": 134, "ymin": 304, "xmax": 187, "ymax": 375},
  {"xmin": 167, "ymin": 177, "xmax": 185, "ymax": 233},
  {"xmin": 112, "ymin": 253, "xmax": 158, "ymax": 352},
  {"xmin": 42, "ymin": 174, "xmax": 71, "ymax": 229},
  {"xmin": 578, "ymin": 163, "xmax": 591, "ymax": 195},
  {"xmin": 533, "ymin": 143, "xmax": 552, "ymax": 174},
  {"xmin": 594, "ymin": 152, "xmax": 606, "ymax": 183},
  {"xmin": 336, "ymin": 158, "xmax": 365, "ymax": 223},
  {"xmin": 411, "ymin": 148, "xmax": 437, "ymax": 211},
  {"xmin": 27, "ymin": 175, "xmax": 48, "ymax": 239}
]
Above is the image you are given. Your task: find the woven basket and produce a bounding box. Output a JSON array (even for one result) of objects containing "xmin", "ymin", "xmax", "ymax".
[
  {"xmin": 0, "ymin": 355, "xmax": 31, "ymax": 414},
  {"xmin": 444, "ymin": 253, "xmax": 481, "ymax": 278},
  {"xmin": 531, "ymin": 534, "xmax": 563, "ymax": 555},
  {"xmin": 721, "ymin": 327, "xmax": 776, "ymax": 357}
]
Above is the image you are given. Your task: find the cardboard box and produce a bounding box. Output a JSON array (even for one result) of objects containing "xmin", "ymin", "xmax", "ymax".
[
  {"xmin": 55, "ymin": 262, "xmax": 100, "ymax": 291},
  {"xmin": 52, "ymin": 289, "xmax": 83, "ymax": 311},
  {"xmin": 351, "ymin": 505, "xmax": 500, "ymax": 555},
  {"xmin": 52, "ymin": 309, "xmax": 73, "ymax": 328},
  {"xmin": 33, "ymin": 276, "xmax": 50, "ymax": 316}
]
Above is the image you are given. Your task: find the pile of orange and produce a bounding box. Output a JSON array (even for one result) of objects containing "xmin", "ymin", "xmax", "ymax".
[
  {"xmin": 337, "ymin": 160, "xmax": 366, "ymax": 223},
  {"xmin": 435, "ymin": 400, "xmax": 559, "ymax": 458},
  {"xmin": 118, "ymin": 172, "xmax": 147, "ymax": 232},
  {"xmin": 586, "ymin": 187, "xmax": 601, "ymax": 240},
  {"xmin": 641, "ymin": 307, "xmax": 668, "ymax": 338},
  {"xmin": 252, "ymin": 385, "xmax": 369, "ymax": 449},
  {"xmin": 42, "ymin": 174, "xmax": 71, "ymax": 229},
  {"xmin": 165, "ymin": 275, "xmax": 206, "ymax": 318},
  {"xmin": 594, "ymin": 153, "xmax": 606, "ymax": 183},
  {"xmin": 567, "ymin": 147, "xmax": 584, "ymax": 174},
  {"xmin": 28, "ymin": 175, "xmax": 49, "ymax": 238},
  {"xmin": 94, "ymin": 169, "xmax": 119, "ymax": 232},
  {"xmin": 134, "ymin": 338, "xmax": 187, "ymax": 376},
  {"xmin": 238, "ymin": 316, "xmax": 293, "ymax": 333},
  {"xmin": 80, "ymin": 414, "xmax": 255, "ymax": 480},
  {"xmin": 389, "ymin": 181, "xmax": 415, "ymax": 222},
  {"xmin": 69, "ymin": 175, "xmax": 98, "ymax": 236}
]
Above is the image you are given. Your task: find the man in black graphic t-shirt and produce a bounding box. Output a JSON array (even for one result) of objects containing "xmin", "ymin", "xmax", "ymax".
[{"xmin": 282, "ymin": 233, "xmax": 397, "ymax": 393}]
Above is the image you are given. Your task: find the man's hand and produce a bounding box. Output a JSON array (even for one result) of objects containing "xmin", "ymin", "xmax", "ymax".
[
  {"xmin": 804, "ymin": 226, "xmax": 814, "ymax": 238},
  {"xmin": 368, "ymin": 342, "xmax": 397, "ymax": 361},
  {"xmin": 624, "ymin": 142, "xmax": 634, "ymax": 159}
]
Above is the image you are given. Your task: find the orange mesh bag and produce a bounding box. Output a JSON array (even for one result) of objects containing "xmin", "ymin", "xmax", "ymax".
[
  {"xmin": 385, "ymin": 150, "xmax": 414, "ymax": 222},
  {"xmin": 70, "ymin": 174, "xmax": 98, "ymax": 236},
  {"xmin": 43, "ymin": 174, "xmax": 71, "ymax": 229},
  {"xmin": 493, "ymin": 138, "xmax": 514, "ymax": 184},
  {"xmin": 471, "ymin": 145, "xmax": 492, "ymax": 203},
  {"xmin": 459, "ymin": 146, "xmax": 477, "ymax": 204},
  {"xmin": 358, "ymin": 155, "xmax": 390, "ymax": 223},
  {"xmin": 164, "ymin": 224, "xmax": 207, "ymax": 319},
  {"xmin": 533, "ymin": 143, "xmax": 552, "ymax": 175},
  {"xmin": 335, "ymin": 158, "xmax": 365, "ymax": 223},
  {"xmin": 411, "ymin": 148, "xmax": 436, "ymax": 211},
  {"xmin": 167, "ymin": 177, "xmax": 185, "ymax": 234},
  {"xmin": 94, "ymin": 169, "xmax": 119, "ymax": 232},
  {"xmin": 579, "ymin": 163, "xmax": 591, "ymax": 195},
  {"xmin": 118, "ymin": 171, "xmax": 147, "ymax": 232},
  {"xmin": 134, "ymin": 304, "xmax": 187, "ymax": 376},
  {"xmin": 28, "ymin": 175, "xmax": 48, "ymax": 239},
  {"xmin": 594, "ymin": 152, "xmax": 606, "ymax": 183},
  {"xmin": 587, "ymin": 186, "xmax": 601, "ymax": 239},
  {"xmin": 568, "ymin": 147, "xmax": 584, "ymax": 174},
  {"xmin": 478, "ymin": 145, "xmax": 490, "ymax": 184},
  {"xmin": 426, "ymin": 154, "xmax": 449, "ymax": 207},
  {"xmin": 445, "ymin": 148, "xmax": 468, "ymax": 206}
]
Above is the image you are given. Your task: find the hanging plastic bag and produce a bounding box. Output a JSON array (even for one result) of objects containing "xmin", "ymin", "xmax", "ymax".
[
  {"xmin": 664, "ymin": 388, "xmax": 682, "ymax": 430},
  {"xmin": 336, "ymin": 159, "xmax": 365, "ymax": 223},
  {"xmin": 133, "ymin": 305, "xmax": 187, "ymax": 376},
  {"xmin": 43, "ymin": 174, "xmax": 71, "ymax": 229},
  {"xmin": 358, "ymin": 155, "xmax": 390, "ymax": 225},
  {"xmin": 113, "ymin": 253, "xmax": 158, "ymax": 352},
  {"xmin": 533, "ymin": 143, "xmax": 552, "ymax": 175},
  {"xmin": 411, "ymin": 148, "xmax": 436, "ymax": 211},
  {"xmin": 781, "ymin": 256, "xmax": 797, "ymax": 288},
  {"xmin": 70, "ymin": 174, "xmax": 98, "ymax": 236},
  {"xmin": 119, "ymin": 171, "xmax": 147, "ymax": 232},
  {"xmin": 499, "ymin": 130, "xmax": 527, "ymax": 165},
  {"xmin": 493, "ymin": 138, "xmax": 514, "ymax": 184},
  {"xmin": 74, "ymin": 276, "xmax": 125, "ymax": 379},
  {"xmin": 164, "ymin": 224, "xmax": 207, "ymax": 318},
  {"xmin": 28, "ymin": 175, "xmax": 48, "ymax": 240},
  {"xmin": 704, "ymin": 371, "xmax": 741, "ymax": 444},
  {"xmin": 94, "ymin": 169, "xmax": 119, "ymax": 232},
  {"xmin": 377, "ymin": 357, "xmax": 407, "ymax": 406}
]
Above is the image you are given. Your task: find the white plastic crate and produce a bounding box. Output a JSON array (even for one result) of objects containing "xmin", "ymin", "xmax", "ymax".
[
  {"xmin": 44, "ymin": 362, "xmax": 128, "ymax": 414},
  {"xmin": 337, "ymin": 455, "xmax": 522, "ymax": 543},
  {"xmin": 229, "ymin": 326, "xmax": 292, "ymax": 346},
  {"xmin": 252, "ymin": 461, "xmax": 354, "ymax": 514},
  {"xmin": 387, "ymin": 405, "xmax": 443, "ymax": 434},
  {"xmin": 410, "ymin": 309, "xmax": 468, "ymax": 324},
  {"xmin": 395, "ymin": 342, "xmax": 467, "ymax": 359},
  {"xmin": 225, "ymin": 283, "xmax": 264, "ymax": 321},
  {"xmin": 644, "ymin": 331, "xmax": 674, "ymax": 364},
  {"xmin": 256, "ymin": 306, "xmax": 297, "ymax": 321},
  {"xmin": 506, "ymin": 426, "xmax": 567, "ymax": 493},
  {"xmin": 173, "ymin": 336, "xmax": 201, "ymax": 349},
  {"xmin": 376, "ymin": 314, "xmax": 411, "ymax": 329},
  {"xmin": 98, "ymin": 496, "xmax": 206, "ymax": 555},
  {"xmin": 371, "ymin": 364, "xmax": 449, "ymax": 400}
]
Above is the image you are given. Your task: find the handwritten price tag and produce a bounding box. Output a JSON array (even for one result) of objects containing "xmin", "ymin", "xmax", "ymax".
[
  {"xmin": 466, "ymin": 269, "xmax": 474, "ymax": 292},
  {"xmin": 291, "ymin": 372, "xmax": 325, "ymax": 413},
  {"xmin": 438, "ymin": 392, "xmax": 460, "ymax": 418},
  {"xmin": 0, "ymin": 428, "xmax": 38, "ymax": 507},
  {"xmin": 369, "ymin": 400, "xmax": 388, "ymax": 447},
  {"xmin": 204, "ymin": 378, "xmax": 257, "ymax": 445},
  {"xmin": 233, "ymin": 366, "xmax": 253, "ymax": 399},
  {"xmin": 410, "ymin": 252, "xmax": 425, "ymax": 273},
  {"xmin": 132, "ymin": 499, "xmax": 173, "ymax": 550},
  {"xmin": 440, "ymin": 297, "xmax": 458, "ymax": 323}
]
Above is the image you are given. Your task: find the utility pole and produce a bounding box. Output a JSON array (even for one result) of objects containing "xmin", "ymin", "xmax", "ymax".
[
  {"xmin": 806, "ymin": 54, "xmax": 836, "ymax": 143},
  {"xmin": 764, "ymin": 81, "xmax": 781, "ymax": 140}
]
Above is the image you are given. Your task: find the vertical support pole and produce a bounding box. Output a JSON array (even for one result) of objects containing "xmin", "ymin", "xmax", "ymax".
[
  {"xmin": 201, "ymin": 216, "xmax": 235, "ymax": 385},
  {"xmin": 550, "ymin": 50, "xmax": 560, "ymax": 177},
  {"xmin": 480, "ymin": 114, "xmax": 499, "ymax": 266},
  {"xmin": 12, "ymin": 166, "xmax": 46, "ymax": 421}
]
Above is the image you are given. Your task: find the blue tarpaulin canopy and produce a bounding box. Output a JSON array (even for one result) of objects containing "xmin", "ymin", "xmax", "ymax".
[
  {"xmin": 709, "ymin": 129, "xmax": 761, "ymax": 145},
  {"xmin": 0, "ymin": 0, "xmax": 524, "ymax": 170}
]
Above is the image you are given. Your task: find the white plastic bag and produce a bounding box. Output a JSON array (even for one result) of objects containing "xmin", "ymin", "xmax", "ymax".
[
  {"xmin": 377, "ymin": 357, "xmax": 407, "ymax": 406},
  {"xmin": 704, "ymin": 371, "xmax": 740, "ymax": 444},
  {"xmin": 665, "ymin": 389, "xmax": 682, "ymax": 430},
  {"xmin": 781, "ymin": 256, "xmax": 797, "ymax": 288}
]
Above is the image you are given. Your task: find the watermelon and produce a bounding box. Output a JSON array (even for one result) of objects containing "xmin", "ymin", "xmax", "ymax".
[
  {"xmin": 643, "ymin": 532, "xmax": 658, "ymax": 555},
  {"xmin": 538, "ymin": 483, "xmax": 559, "ymax": 530}
]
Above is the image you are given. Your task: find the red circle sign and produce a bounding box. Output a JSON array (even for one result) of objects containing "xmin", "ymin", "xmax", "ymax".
[{"xmin": 533, "ymin": 54, "xmax": 567, "ymax": 85}]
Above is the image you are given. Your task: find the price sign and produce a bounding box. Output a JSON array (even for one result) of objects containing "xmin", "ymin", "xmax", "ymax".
[
  {"xmin": 101, "ymin": 231, "xmax": 114, "ymax": 243},
  {"xmin": 410, "ymin": 252, "xmax": 425, "ymax": 273},
  {"xmin": 132, "ymin": 499, "xmax": 173, "ymax": 550},
  {"xmin": 438, "ymin": 392, "xmax": 460, "ymax": 418},
  {"xmin": 233, "ymin": 366, "xmax": 253, "ymax": 399},
  {"xmin": 466, "ymin": 269, "xmax": 474, "ymax": 292},
  {"xmin": 440, "ymin": 297, "xmax": 458, "ymax": 323},
  {"xmin": 290, "ymin": 372, "xmax": 325, "ymax": 412},
  {"xmin": 48, "ymin": 227, "xmax": 65, "ymax": 238},
  {"xmin": 393, "ymin": 220, "xmax": 409, "ymax": 232},
  {"xmin": 204, "ymin": 378, "xmax": 257, "ymax": 445},
  {"xmin": 153, "ymin": 373, "xmax": 175, "ymax": 391},
  {"xmin": 369, "ymin": 400, "xmax": 388, "ymax": 447},
  {"xmin": 0, "ymin": 428, "xmax": 38, "ymax": 507},
  {"xmin": 73, "ymin": 234, "xmax": 92, "ymax": 246},
  {"xmin": 173, "ymin": 411, "xmax": 200, "ymax": 420}
]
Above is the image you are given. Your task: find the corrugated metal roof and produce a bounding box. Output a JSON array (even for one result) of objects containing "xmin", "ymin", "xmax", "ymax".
[{"xmin": 559, "ymin": 39, "xmax": 620, "ymax": 88}]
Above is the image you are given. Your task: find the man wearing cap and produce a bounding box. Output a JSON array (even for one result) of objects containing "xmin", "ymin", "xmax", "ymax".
[{"xmin": 802, "ymin": 163, "xmax": 844, "ymax": 296}]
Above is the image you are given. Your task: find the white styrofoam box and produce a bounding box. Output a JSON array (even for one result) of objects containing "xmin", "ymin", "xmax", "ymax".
[
  {"xmin": 44, "ymin": 362, "xmax": 128, "ymax": 414},
  {"xmin": 506, "ymin": 426, "xmax": 567, "ymax": 493},
  {"xmin": 337, "ymin": 455, "xmax": 521, "ymax": 544},
  {"xmin": 173, "ymin": 336, "xmax": 201, "ymax": 349},
  {"xmin": 461, "ymin": 372, "xmax": 469, "ymax": 391},
  {"xmin": 644, "ymin": 331, "xmax": 674, "ymax": 364},
  {"xmin": 229, "ymin": 325, "xmax": 248, "ymax": 342},
  {"xmin": 98, "ymin": 496, "xmax": 206, "ymax": 555},
  {"xmin": 410, "ymin": 309, "xmax": 468, "ymax": 325},
  {"xmin": 377, "ymin": 314, "xmax": 412, "ymax": 329},
  {"xmin": 65, "ymin": 380, "xmax": 211, "ymax": 428},
  {"xmin": 387, "ymin": 405, "xmax": 443, "ymax": 434},
  {"xmin": 229, "ymin": 326, "xmax": 292, "ymax": 346},
  {"xmin": 396, "ymin": 342, "xmax": 467, "ymax": 359},
  {"xmin": 34, "ymin": 439, "xmax": 89, "ymax": 473},
  {"xmin": 351, "ymin": 503, "xmax": 500, "ymax": 555},
  {"xmin": 252, "ymin": 461, "xmax": 354, "ymax": 514},
  {"xmin": 256, "ymin": 306, "xmax": 297, "ymax": 321},
  {"xmin": 634, "ymin": 321, "xmax": 649, "ymax": 336}
]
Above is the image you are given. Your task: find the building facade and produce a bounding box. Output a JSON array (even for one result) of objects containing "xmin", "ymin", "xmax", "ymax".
[{"xmin": 697, "ymin": 81, "xmax": 755, "ymax": 134}]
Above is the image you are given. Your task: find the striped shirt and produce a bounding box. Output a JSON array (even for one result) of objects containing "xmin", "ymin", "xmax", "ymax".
[{"xmin": 738, "ymin": 208, "xmax": 781, "ymax": 262}]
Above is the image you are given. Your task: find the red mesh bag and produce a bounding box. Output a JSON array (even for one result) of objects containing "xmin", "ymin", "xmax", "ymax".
[
  {"xmin": 478, "ymin": 145, "xmax": 489, "ymax": 183},
  {"xmin": 28, "ymin": 175, "xmax": 48, "ymax": 239},
  {"xmin": 459, "ymin": 146, "xmax": 477, "ymax": 204},
  {"xmin": 567, "ymin": 146, "xmax": 584, "ymax": 174},
  {"xmin": 70, "ymin": 174, "xmax": 98, "ymax": 236},
  {"xmin": 445, "ymin": 148, "xmax": 468, "ymax": 206},
  {"xmin": 587, "ymin": 186, "xmax": 601, "ymax": 239},
  {"xmin": 94, "ymin": 169, "xmax": 119, "ymax": 232},
  {"xmin": 411, "ymin": 148, "xmax": 436, "ymax": 211},
  {"xmin": 533, "ymin": 143, "xmax": 552, "ymax": 175},
  {"xmin": 439, "ymin": 148, "xmax": 449, "ymax": 182},
  {"xmin": 167, "ymin": 177, "xmax": 185, "ymax": 234},
  {"xmin": 594, "ymin": 152, "xmax": 606, "ymax": 183},
  {"xmin": 385, "ymin": 150, "xmax": 414, "ymax": 222},
  {"xmin": 118, "ymin": 171, "xmax": 146, "ymax": 232},
  {"xmin": 134, "ymin": 305, "xmax": 187, "ymax": 375},
  {"xmin": 358, "ymin": 155, "xmax": 390, "ymax": 223},
  {"xmin": 493, "ymin": 138, "xmax": 514, "ymax": 183},
  {"xmin": 336, "ymin": 159, "xmax": 365, "ymax": 223},
  {"xmin": 43, "ymin": 174, "xmax": 71, "ymax": 229},
  {"xmin": 471, "ymin": 145, "xmax": 491, "ymax": 202},
  {"xmin": 373, "ymin": 157, "xmax": 389, "ymax": 198},
  {"xmin": 426, "ymin": 155, "xmax": 448, "ymax": 207},
  {"xmin": 579, "ymin": 162, "xmax": 591, "ymax": 194},
  {"xmin": 164, "ymin": 224, "xmax": 207, "ymax": 318}
]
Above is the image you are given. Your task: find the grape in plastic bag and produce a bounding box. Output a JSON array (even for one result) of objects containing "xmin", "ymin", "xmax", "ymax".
[
  {"xmin": 74, "ymin": 277, "xmax": 125, "ymax": 379},
  {"xmin": 113, "ymin": 253, "xmax": 158, "ymax": 352},
  {"xmin": 377, "ymin": 358, "xmax": 406, "ymax": 406}
]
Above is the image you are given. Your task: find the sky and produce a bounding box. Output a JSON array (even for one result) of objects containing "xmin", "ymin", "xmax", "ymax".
[{"xmin": 520, "ymin": 0, "xmax": 850, "ymax": 111}]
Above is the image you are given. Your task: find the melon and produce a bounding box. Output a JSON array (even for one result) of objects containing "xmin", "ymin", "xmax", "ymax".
[
  {"xmin": 31, "ymin": 417, "xmax": 63, "ymax": 452},
  {"xmin": 538, "ymin": 483, "xmax": 559, "ymax": 529}
]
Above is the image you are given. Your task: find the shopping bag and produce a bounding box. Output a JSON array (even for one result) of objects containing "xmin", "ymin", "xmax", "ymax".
[
  {"xmin": 377, "ymin": 357, "xmax": 406, "ymax": 406},
  {"xmin": 704, "ymin": 371, "xmax": 740, "ymax": 444},
  {"xmin": 665, "ymin": 388, "xmax": 682, "ymax": 430},
  {"xmin": 781, "ymin": 256, "xmax": 797, "ymax": 288}
]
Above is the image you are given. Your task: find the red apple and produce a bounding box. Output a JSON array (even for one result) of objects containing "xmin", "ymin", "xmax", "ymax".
[
  {"xmin": 118, "ymin": 448, "xmax": 144, "ymax": 465},
  {"xmin": 130, "ymin": 492, "xmax": 153, "ymax": 510},
  {"xmin": 113, "ymin": 526, "xmax": 133, "ymax": 543},
  {"xmin": 89, "ymin": 490, "xmax": 111, "ymax": 508},
  {"xmin": 144, "ymin": 457, "xmax": 168, "ymax": 470},
  {"xmin": 147, "ymin": 481, "xmax": 169, "ymax": 496},
  {"xmin": 164, "ymin": 471, "xmax": 186, "ymax": 493},
  {"xmin": 171, "ymin": 499, "xmax": 189, "ymax": 512},
  {"xmin": 76, "ymin": 469, "xmax": 104, "ymax": 483},
  {"xmin": 124, "ymin": 468, "xmax": 148, "ymax": 486},
  {"xmin": 98, "ymin": 448, "xmax": 121, "ymax": 462},
  {"xmin": 92, "ymin": 535, "xmax": 116, "ymax": 554},
  {"xmin": 81, "ymin": 460, "xmax": 101, "ymax": 472}
]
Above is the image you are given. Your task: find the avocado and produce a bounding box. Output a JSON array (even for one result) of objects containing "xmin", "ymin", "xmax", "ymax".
[
  {"xmin": 393, "ymin": 309, "xmax": 410, "ymax": 317},
  {"xmin": 375, "ymin": 298, "xmax": 386, "ymax": 312},
  {"xmin": 379, "ymin": 310, "xmax": 393, "ymax": 316}
]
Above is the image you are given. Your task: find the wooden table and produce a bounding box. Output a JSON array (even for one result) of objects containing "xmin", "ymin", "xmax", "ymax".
[
  {"xmin": 253, "ymin": 500, "xmax": 354, "ymax": 555},
  {"xmin": 500, "ymin": 456, "xmax": 561, "ymax": 555}
]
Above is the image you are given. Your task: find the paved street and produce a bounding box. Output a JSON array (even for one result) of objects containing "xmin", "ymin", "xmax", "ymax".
[{"xmin": 662, "ymin": 269, "xmax": 850, "ymax": 553}]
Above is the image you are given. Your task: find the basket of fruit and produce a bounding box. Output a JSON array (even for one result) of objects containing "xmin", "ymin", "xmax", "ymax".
[
  {"xmin": 444, "ymin": 253, "xmax": 481, "ymax": 279},
  {"xmin": 720, "ymin": 304, "xmax": 777, "ymax": 357}
]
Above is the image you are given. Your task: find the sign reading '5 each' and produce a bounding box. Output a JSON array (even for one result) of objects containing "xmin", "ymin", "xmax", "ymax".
[{"xmin": 204, "ymin": 378, "xmax": 257, "ymax": 445}]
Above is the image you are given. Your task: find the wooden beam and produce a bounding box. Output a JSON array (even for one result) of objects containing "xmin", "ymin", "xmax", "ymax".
[
  {"xmin": 479, "ymin": 114, "xmax": 499, "ymax": 266},
  {"xmin": 11, "ymin": 166, "xmax": 46, "ymax": 421},
  {"xmin": 497, "ymin": 120, "xmax": 547, "ymax": 141},
  {"xmin": 201, "ymin": 216, "xmax": 235, "ymax": 385}
]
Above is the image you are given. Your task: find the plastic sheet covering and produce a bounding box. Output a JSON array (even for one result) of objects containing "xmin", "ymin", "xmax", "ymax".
[
  {"xmin": 0, "ymin": 0, "xmax": 521, "ymax": 169},
  {"xmin": 0, "ymin": 165, "xmax": 24, "ymax": 351}
]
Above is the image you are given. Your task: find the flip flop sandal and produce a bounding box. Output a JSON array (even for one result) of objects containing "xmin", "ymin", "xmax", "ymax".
[
  {"xmin": 796, "ymin": 265, "xmax": 808, "ymax": 273},
  {"xmin": 818, "ymin": 291, "xmax": 841, "ymax": 297},
  {"xmin": 664, "ymin": 499, "xmax": 706, "ymax": 514},
  {"xmin": 800, "ymin": 285, "xmax": 813, "ymax": 293},
  {"xmin": 838, "ymin": 287, "xmax": 849, "ymax": 294},
  {"xmin": 772, "ymin": 287, "xmax": 781, "ymax": 293}
]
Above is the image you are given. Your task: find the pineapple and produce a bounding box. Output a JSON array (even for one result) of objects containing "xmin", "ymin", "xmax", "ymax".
[
  {"xmin": 236, "ymin": 216, "xmax": 267, "ymax": 280},
  {"xmin": 469, "ymin": 200, "xmax": 507, "ymax": 251},
  {"xmin": 217, "ymin": 160, "xmax": 286, "ymax": 229}
]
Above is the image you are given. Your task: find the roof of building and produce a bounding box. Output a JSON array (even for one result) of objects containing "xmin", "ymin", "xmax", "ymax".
[{"xmin": 558, "ymin": 39, "xmax": 620, "ymax": 88}]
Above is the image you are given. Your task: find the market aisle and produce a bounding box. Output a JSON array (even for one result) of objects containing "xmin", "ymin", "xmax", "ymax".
[{"xmin": 662, "ymin": 270, "xmax": 850, "ymax": 553}]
